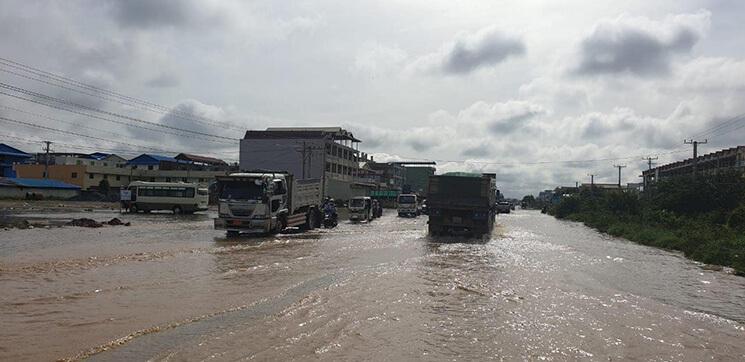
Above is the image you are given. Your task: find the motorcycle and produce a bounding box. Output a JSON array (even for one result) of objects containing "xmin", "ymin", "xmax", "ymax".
[{"xmin": 323, "ymin": 211, "xmax": 338, "ymax": 228}]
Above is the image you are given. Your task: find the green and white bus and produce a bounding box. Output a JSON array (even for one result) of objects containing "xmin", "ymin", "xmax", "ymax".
[{"xmin": 125, "ymin": 181, "xmax": 209, "ymax": 214}]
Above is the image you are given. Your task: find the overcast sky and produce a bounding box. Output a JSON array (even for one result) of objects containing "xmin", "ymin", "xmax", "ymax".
[{"xmin": 2, "ymin": 0, "xmax": 745, "ymax": 197}]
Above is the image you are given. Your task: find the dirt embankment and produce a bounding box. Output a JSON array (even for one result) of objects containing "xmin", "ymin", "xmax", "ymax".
[{"xmin": 0, "ymin": 200, "xmax": 119, "ymax": 214}]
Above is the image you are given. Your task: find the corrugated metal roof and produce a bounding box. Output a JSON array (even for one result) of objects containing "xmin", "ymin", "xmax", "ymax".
[
  {"xmin": 0, "ymin": 177, "xmax": 81, "ymax": 189},
  {"xmin": 0, "ymin": 143, "xmax": 32, "ymax": 158},
  {"xmin": 175, "ymin": 153, "xmax": 228, "ymax": 165},
  {"xmin": 127, "ymin": 154, "xmax": 189, "ymax": 165}
]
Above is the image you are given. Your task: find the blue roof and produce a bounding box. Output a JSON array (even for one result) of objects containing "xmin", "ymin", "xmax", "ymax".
[
  {"xmin": 0, "ymin": 143, "xmax": 32, "ymax": 159},
  {"xmin": 0, "ymin": 177, "xmax": 81, "ymax": 189},
  {"xmin": 127, "ymin": 153, "xmax": 189, "ymax": 165}
]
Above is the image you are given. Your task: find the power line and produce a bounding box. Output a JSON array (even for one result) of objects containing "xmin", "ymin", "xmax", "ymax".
[
  {"xmin": 691, "ymin": 113, "xmax": 745, "ymax": 140},
  {"xmin": 0, "ymin": 64, "xmax": 248, "ymax": 132},
  {"xmin": 0, "ymin": 57, "xmax": 250, "ymax": 129},
  {"xmin": 379, "ymin": 148, "xmax": 689, "ymax": 167},
  {"xmin": 0, "ymin": 89, "xmax": 236, "ymax": 145},
  {"xmin": 0, "ymin": 82, "xmax": 240, "ymax": 142}
]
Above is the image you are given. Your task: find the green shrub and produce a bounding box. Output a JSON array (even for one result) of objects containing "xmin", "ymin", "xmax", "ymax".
[{"xmin": 727, "ymin": 205, "xmax": 745, "ymax": 232}]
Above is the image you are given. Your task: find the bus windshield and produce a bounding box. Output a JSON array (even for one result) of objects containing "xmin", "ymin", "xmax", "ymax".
[
  {"xmin": 398, "ymin": 195, "xmax": 416, "ymax": 204},
  {"xmin": 350, "ymin": 198, "xmax": 365, "ymax": 207},
  {"xmin": 219, "ymin": 181, "xmax": 264, "ymax": 200}
]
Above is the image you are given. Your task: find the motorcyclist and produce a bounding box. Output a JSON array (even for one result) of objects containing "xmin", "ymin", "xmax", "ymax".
[{"xmin": 323, "ymin": 197, "xmax": 337, "ymax": 221}]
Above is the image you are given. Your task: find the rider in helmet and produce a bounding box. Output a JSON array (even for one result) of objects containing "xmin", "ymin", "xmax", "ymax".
[{"xmin": 323, "ymin": 197, "xmax": 337, "ymax": 219}]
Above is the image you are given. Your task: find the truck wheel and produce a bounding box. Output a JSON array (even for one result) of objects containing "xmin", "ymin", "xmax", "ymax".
[
  {"xmin": 227, "ymin": 230, "xmax": 240, "ymax": 237},
  {"xmin": 173, "ymin": 206, "xmax": 183, "ymax": 215},
  {"xmin": 274, "ymin": 215, "xmax": 287, "ymax": 234},
  {"xmin": 303, "ymin": 210, "xmax": 316, "ymax": 230},
  {"xmin": 130, "ymin": 204, "xmax": 138, "ymax": 213}
]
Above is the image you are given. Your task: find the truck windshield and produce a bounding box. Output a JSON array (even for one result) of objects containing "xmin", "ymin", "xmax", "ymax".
[
  {"xmin": 219, "ymin": 180, "xmax": 263, "ymax": 200},
  {"xmin": 350, "ymin": 198, "xmax": 365, "ymax": 207},
  {"xmin": 398, "ymin": 195, "xmax": 415, "ymax": 203}
]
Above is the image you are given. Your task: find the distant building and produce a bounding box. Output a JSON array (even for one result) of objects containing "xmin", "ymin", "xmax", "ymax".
[
  {"xmin": 15, "ymin": 152, "xmax": 230, "ymax": 190},
  {"xmin": 0, "ymin": 177, "xmax": 81, "ymax": 199},
  {"xmin": 364, "ymin": 162, "xmax": 405, "ymax": 192},
  {"xmin": 0, "ymin": 143, "xmax": 32, "ymax": 177},
  {"xmin": 240, "ymin": 127, "xmax": 367, "ymax": 200},
  {"xmin": 404, "ymin": 166, "xmax": 436, "ymax": 195},
  {"xmin": 642, "ymin": 145, "xmax": 745, "ymax": 186}
]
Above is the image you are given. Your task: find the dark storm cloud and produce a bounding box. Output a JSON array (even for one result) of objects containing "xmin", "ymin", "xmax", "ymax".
[
  {"xmin": 109, "ymin": 0, "xmax": 223, "ymax": 29},
  {"xmin": 488, "ymin": 111, "xmax": 541, "ymax": 134},
  {"xmin": 407, "ymin": 139, "xmax": 435, "ymax": 152},
  {"xmin": 443, "ymin": 29, "xmax": 525, "ymax": 74},
  {"xmin": 146, "ymin": 73, "xmax": 180, "ymax": 88},
  {"xmin": 573, "ymin": 14, "xmax": 707, "ymax": 76},
  {"xmin": 461, "ymin": 143, "xmax": 492, "ymax": 157}
]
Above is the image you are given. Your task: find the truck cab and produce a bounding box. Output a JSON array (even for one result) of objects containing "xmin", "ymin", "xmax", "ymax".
[
  {"xmin": 214, "ymin": 172, "xmax": 321, "ymax": 236},
  {"xmin": 348, "ymin": 196, "xmax": 372, "ymax": 222},
  {"xmin": 397, "ymin": 194, "xmax": 419, "ymax": 217}
]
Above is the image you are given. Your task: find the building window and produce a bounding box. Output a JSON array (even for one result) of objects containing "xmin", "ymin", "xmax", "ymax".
[
  {"xmin": 132, "ymin": 165, "xmax": 138, "ymax": 170},
  {"xmin": 76, "ymin": 160, "xmax": 82, "ymax": 165},
  {"xmin": 149, "ymin": 177, "xmax": 155, "ymax": 182},
  {"xmin": 182, "ymin": 178, "xmax": 187, "ymax": 182},
  {"xmin": 89, "ymin": 173, "xmax": 95, "ymax": 179},
  {"xmin": 147, "ymin": 165, "xmax": 154, "ymax": 170},
  {"xmin": 116, "ymin": 175, "xmax": 120, "ymax": 181},
  {"xmin": 166, "ymin": 177, "xmax": 171, "ymax": 182},
  {"xmin": 198, "ymin": 178, "xmax": 205, "ymax": 182},
  {"xmin": 90, "ymin": 161, "xmax": 95, "ymax": 166},
  {"xmin": 326, "ymin": 162, "xmax": 330, "ymax": 172},
  {"xmin": 103, "ymin": 174, "xmax": 108, "ymax": 179},
  {"xmin": 71, "ymin": 172, "xmax": 78, "ymax": 178},
  {"xmin": 103, "ymin": 162, "xmax": 108, "ymax": 167}
]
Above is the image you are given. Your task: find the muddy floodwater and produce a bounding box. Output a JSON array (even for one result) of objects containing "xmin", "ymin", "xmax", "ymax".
[{"xmin": 1, "ymin": 209, "xmax": 745, "ymax": 361}]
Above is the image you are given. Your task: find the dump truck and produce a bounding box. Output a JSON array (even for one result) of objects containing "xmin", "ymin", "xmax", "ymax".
[
  {"xmin": 214, "ymin": 172, "xmax": 322, "ymax": 236},
  {"xmin": 426, "ymin": 172, "xmax": 497, "ymax": 236}
]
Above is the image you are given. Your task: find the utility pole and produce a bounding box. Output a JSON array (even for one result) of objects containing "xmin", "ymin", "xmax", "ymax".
[
  {"xmin": 643, "ymin": 156, "xmax": 658, "ymax": 170},
  {"xmin": 613, "ymin": 164, "xmax": 627, "ymax": 188},
  {"xmin": 642, "ymin": 156, "xmax": 658, "ymax": 191},
  {"xmin": 587, "ymin": 174, "xmax": 595, "ymax": 188},
  {"xmin": 300, "ymin": 141, "xmax": 307, "ymax": 179},
  {"xmin": 684, "ymin": 139, "xmax": 707, "ymax": 174},
  {"xmin": 42, "ymin": 141, "xmax": 52, "ymax": 179}
]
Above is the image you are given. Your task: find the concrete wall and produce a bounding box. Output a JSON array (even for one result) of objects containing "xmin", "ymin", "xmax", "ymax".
[
  {"xmin": 240, "ymin": 138, "xmax": 326, "ymax": 179},
  {"xmin": 15, "ymin": 164, "xmax": 87, "ymax": 188},
  {"xmin": 15, "ymin": 164, "xmax": 227, "ymax": 190},
  {"xmin": 0, "ymin": 186, "xmax": 79, "ymax": 199}
]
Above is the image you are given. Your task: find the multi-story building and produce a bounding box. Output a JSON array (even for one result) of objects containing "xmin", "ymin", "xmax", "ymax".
[
  {"xmin": 642, "ymin": 146, "xmax": 745, "ymax": 186},
  {"xmin": 403, "ymin": 165, "xmax": 436, "ymax": 195},
  {"xmin": 363, "ymin": 161, "xmax": 405, "ymax": 191},
  {"xmin": 240, "ymin": 127, "xmax": 367, "ymax": 200}
]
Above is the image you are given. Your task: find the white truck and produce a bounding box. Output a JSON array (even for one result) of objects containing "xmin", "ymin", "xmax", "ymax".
[
  {"xmin": 397, "ymin": 193, "xmax": 419, "ymax": 217},
  {"xmin": 214, "ymin": 172, "xmax": 322, "ymax": 236}
]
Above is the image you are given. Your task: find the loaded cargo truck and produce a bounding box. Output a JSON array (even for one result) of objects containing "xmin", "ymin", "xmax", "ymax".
[
  {"xmin": 214, "ymin": 172, "xmax": 322, "ymax": 236},
  {"xmin": 426, "ymin": 172, "xmax": 497, "ymax": 237}
]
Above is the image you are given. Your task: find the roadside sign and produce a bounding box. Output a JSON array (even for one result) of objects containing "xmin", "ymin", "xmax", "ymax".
[{"xmin": 120, "ymin": 189, "xmax": 132, "ymax": 201}]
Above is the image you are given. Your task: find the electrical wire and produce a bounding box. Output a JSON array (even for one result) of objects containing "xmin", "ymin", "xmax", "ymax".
[{"xmin": 0, "ymin": 82, "xmax": 239, "ymax": 142}]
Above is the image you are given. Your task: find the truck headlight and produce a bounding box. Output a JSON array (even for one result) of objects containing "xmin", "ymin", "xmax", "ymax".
[{"xmin": 218, "ymin": 203, "xmax": 228, "ymax": 215}]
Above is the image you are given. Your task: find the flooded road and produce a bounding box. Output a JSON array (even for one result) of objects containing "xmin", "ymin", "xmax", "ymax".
[{"xmin": 1, "ymin": 210, "xmax": 744, "ymax": 361}]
